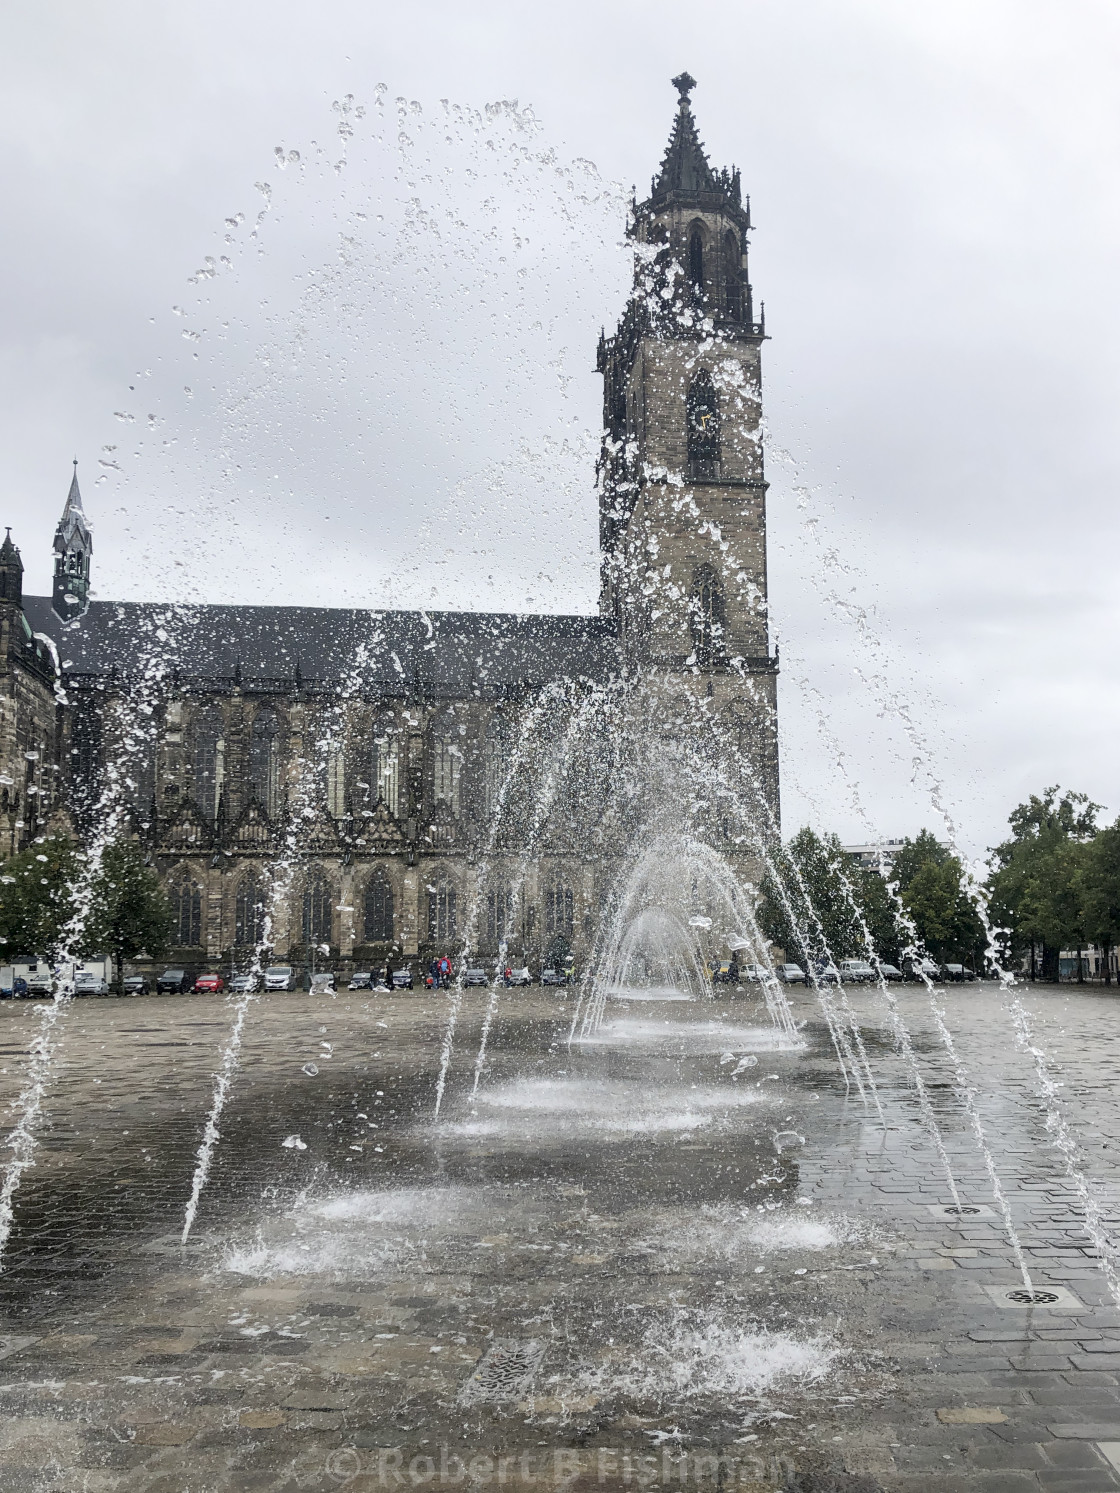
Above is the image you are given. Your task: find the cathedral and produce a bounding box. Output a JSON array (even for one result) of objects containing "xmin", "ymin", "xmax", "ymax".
[{"xmin": 1, "ymin": 76, "xmax": 779, "ymax": 975}]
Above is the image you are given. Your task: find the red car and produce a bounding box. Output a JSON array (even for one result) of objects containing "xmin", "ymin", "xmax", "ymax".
[{"xmin": 193, "ymin": 973, "xmax": 225, "ymax": 993}]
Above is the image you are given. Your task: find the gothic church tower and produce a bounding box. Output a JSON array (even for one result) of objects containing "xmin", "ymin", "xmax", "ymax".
[
  {"xmin": 598, "ymin": 75, "xmax": 770, "ymax": 670},
  {"xmin": 52, "ymin": 461, "xmax": 92, "ymax": 622}
]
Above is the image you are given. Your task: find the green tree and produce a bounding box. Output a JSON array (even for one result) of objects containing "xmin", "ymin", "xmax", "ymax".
[
  {"xmin": 82, "ymin": 840, "xmax": 170, "ymax": 993},
  {"xmin": 901, "ymin": 857, "xmax": 986, "ymax": 965},
  {"xmin": 759, "ymin": 827, "xmax": 882, "ymax": 966},
  {"xmin": 1078, "ymin": 820, "xmax": 1120, "ymax": 986},
  {"xmin": 0, "ymin": 837, "xmax": 82, "ymax": 961},
  {"xmin": 988, "ymin": 787, "xmax": 1099, "ymax": 980},
  {"xmin": 892, "ymin": 830, "xmax": 951, "ymax": 892}
]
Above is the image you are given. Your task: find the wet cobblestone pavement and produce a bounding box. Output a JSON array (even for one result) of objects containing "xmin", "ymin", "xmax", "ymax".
[{"xmin": 2, "ymin": 982, "xmax": 1120, "ymax": 1491}]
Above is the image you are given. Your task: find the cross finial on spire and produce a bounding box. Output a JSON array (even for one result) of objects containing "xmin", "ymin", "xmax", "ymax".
[{"xmin": 671, "ymin": 72, "xmax": 697, "ymax": 103}]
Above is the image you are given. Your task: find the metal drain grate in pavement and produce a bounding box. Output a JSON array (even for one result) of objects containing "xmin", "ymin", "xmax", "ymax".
[
  {"xmin": 926, "ymin": 1203, "xmax": 997, "ymax": 1220},
  {"xmin": 459, "ymin": 1339, "xmax": 546, "ymax": 1404},
  {"xmin": 985, "ymin": 1283, "xmax": 1083, "ymax": 1310}
]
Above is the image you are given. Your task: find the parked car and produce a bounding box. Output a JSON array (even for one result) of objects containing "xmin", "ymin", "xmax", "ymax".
[
  {"xmin": 508, "ymin": 967, "xmax": 532, "ymax": 986},
  {"xmin": 26, "ymin": 967, "xmax": 53, "ymax": 996},
  {"xmin": 813, "ymin": 962, "xmax": 841, "ymax": 984},
  {"xmin": 157, "ymin": 968, "xmax": 194, "ymax": 993},
  {"xmin": 310, "ymin": 971, "xmax": 336, "ymax": 994},
  {"xmin": 264, "ymin": 965, "xmax": 295, "ymax": 991},
  {"xmin": 776, "ymin": 963, "xmax": 807, "ymax": 984},
  {"xmin": 904, "ymin": 957, "xmax": 940, "ymax": 982},
  {"xmin": 348, "ymin": 971, "xmax": 373, "ymax": 990},
  {"xmin": 463, "ymin": 967, "xmax": 489, "ymax": 987},
  {"xmin": 391, "ymin": 966, "xmax": 414, "ymax": 990},
  {"xmin": 228, "ymin": 973, "xmax": 257, "ymax": 994},
  {"xmin": 941, "ymin": 963, "xmax": 977, "ymax": 982},
  {"xmin": 540, "ymin": 967, "xmax": 565, "ymax": 986},
  {"xmin": 876, "ymin": 963, "xmax": 904, "ymax": 982},
  {"xmin": 193, "ymin": 972, "xmax": 225, "ymax": 993},
  {"xmin": 839, "ymin": 960, "xmax": 877, "ymax": 983},
  {"xmin": 74, "ymin": 971, "xmax": 108, "ymax": 996},
  {"xmin": 122, "ymin": 974, "xmax": 150, "ymax": 996},
  {"xmin": 740, "ymin": 963, "xmax": 769, "ymax": 983}
]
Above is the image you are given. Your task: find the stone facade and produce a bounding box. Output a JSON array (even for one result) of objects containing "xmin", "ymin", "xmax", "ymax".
[
  {"xmin": 11, "ymin": 77, "xmax": 780, "ymax": 977},
  {"xmin": 0, "ymin": 531, "xmax": 61, "ymax": 859}
]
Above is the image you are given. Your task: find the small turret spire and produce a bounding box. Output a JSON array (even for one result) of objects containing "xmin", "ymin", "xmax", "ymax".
[{"xmin": 52, "ymin": 460, "xmax": 93, "ymax": 622}]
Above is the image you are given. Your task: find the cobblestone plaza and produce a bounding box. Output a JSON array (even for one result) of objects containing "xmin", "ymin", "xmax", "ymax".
[{"xmin": 1, "ymin": 982, "xmax": 1120, "ymax": 1491}]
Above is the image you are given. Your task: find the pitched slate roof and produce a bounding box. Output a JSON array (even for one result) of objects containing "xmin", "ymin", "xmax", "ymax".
[{"xmin": 23, "ymin": 596, "xmax": 619, "ymax": 698}]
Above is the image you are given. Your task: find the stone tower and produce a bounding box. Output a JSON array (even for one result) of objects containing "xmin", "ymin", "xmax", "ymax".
[
  {"xmin": 52, "ymin": 461, "xmax": 92, "ymax": 622},
  {"xmin": 597, "ymin": 73, "xmax": 770, "ymax": 673}
]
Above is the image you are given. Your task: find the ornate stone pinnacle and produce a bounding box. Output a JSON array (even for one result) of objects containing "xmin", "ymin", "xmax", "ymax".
[{"xmin": 671, "ymin": 72, "xmax": 697, "ymax": 103}]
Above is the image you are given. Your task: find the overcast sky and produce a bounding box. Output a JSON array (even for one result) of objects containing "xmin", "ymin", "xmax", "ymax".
[{"xmin": 3, "ymin": 0, "xmax": 1118, "ymax": 863}]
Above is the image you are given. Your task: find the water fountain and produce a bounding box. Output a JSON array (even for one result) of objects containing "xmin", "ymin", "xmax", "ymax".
[{"xmin": 2, "ymin": 74, "xmax": 1119, "ymax": 1493}]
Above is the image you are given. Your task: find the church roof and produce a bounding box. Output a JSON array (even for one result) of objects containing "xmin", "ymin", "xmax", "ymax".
[{"xmin": 23, "ymin": 596, "xmax": 620, "ymax": 698}]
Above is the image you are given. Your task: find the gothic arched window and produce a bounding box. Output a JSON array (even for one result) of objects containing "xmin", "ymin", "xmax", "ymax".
[
  {"xmin": 545, "ymin": 881, "xmax": 575, "ymax": 939},
  {"xmin": 428, "ymin": 878, "xmax": 457, "ymax": 943},
  {"xmin": 235, "ymin": 878, "xmax": 266, "ymax": 947},
  {"xmin": 302, "ymin": 866, "xmax": 334, "ymax": 948},
  {"xmin": 364, "ymin": 868, "xmax": 395, "ymax": 943},
  {"xmin": 431, "ymin": 714, "xmax": 462, "ymax": 816},
  {"xmin": 688, "ymin": 222, "xmax": 705, "ymax": 291},
  {"xmin": 691, "ymin": 562, "xmax": 727, "ymax": 664},
  {"xmin": 324, "ymin": 736, "xmax": 346, "ymax": 820},
  {"xmin": 249, "ymin": 708, "xmax": 280, "ymax": 818},
  {"xmin": 190, "ymin": 705, "xmax": 224, "ymax": 824},
  {"xmin": 174, "ymin": 877, "xmax": 203, "ymax": 947},
  {"xmin": 486, "ymin": 883, "xmax": 513, "ymax": 943},
  {"xmin": 483, "ymin": 713, "xmax": 514, "ymax": 819},
  {"xmin": 686, "ymin": 370, "xmax": 721, "ymax": 478},
  {"xmin": 724, "ymin": 230, "xmax": 741, "ymax": 321},
  {"xmin": 371, "ymin": 715, "xmax": 401, "ymax": 818}
]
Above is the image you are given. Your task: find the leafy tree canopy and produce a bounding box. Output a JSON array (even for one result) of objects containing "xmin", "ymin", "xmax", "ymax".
[
  {"xmin": 0, "ymin": 838, "xmax": 82, "ymax": 960},
  {"xmin": 0, "ymin": 837, "xmax": 170, "ymax": 989}
]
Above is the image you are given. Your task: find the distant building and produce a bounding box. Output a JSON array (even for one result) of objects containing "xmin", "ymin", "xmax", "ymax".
[{"xmin": 843, "ymin": 840, "xmax": 904, "ymax": 875}]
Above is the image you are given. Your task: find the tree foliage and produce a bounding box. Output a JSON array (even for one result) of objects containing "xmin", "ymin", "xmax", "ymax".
[
  {"xmin": 988, "ymin": 787, "xmax": 1100, "ymax": 974},
  {"xmin": 0, "ymin": 838, "xmax": 82, "ymax": 960},
  {"xmin": 893, "ymin": 830, "xmax": 985, "ymax": 965},
  {"xmin": 83, "ymin": 840, "xmax": 170, "ymax": 990},
  {"xmin": 0, "ymin": 836, "xmax": 170, "ymax": 988},
  {"xmin": 758, "ymin": 827, "xmax": 897, "ymax": 964}
]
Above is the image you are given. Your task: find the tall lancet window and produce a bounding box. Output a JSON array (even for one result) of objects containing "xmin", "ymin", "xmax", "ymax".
[
  {"xmin": 324, "ymin": 736, "xmax": 346, "ymax": 820},
  {"xmin": 688, "ymin": 222, "xmax": 705, "ymax": 292},
  {"xmin": 303, "ymin": 867, "xmax": 334, "ymax": 948},
  {"xmin": 249, "ymin": 708, "xmax": 281, "ymax": 818},
  {"xmin": 190, "ymin": 705, "xmax": 224, "ymax": 824},
  {"xmin": 686, "ymin": 370, "xmax": 721, "ymax": 479},
  {"xmin": 431, "ymin": 713, "xmax": 462, "ymax": 816},
  {"xmin": 691, "ymin": 563, "xmax": 727, "ymax": 665},
  {"xmin": 724, "ymin": 231, "xmax": 741, "ymax": 321},
  {"xmin": 483, "ymin": 712, "xmax": 513, "ymax": 819},
  {"xmin": 371, "ymin": 715, "xmax": 401, "ymax": 818}
]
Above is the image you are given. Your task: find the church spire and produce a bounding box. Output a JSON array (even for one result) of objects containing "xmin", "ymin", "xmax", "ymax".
[
  {"xmin": 651, "ymin": 73, "xmax": 717, "ymax": 202},
  {"xmin": 52, "ymin": 459, "xmax": 93, "ymax": 621}
]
